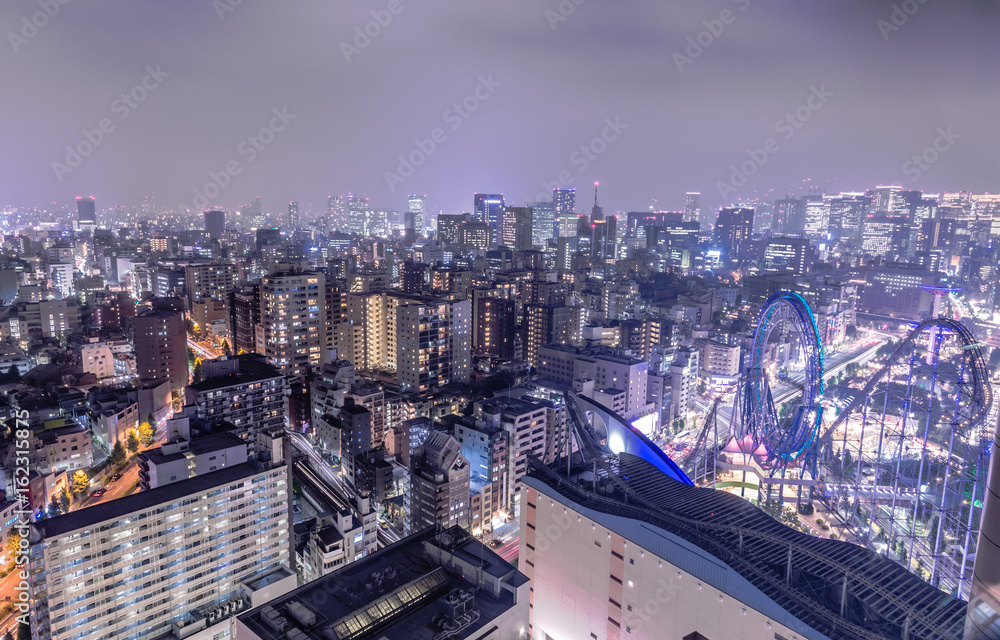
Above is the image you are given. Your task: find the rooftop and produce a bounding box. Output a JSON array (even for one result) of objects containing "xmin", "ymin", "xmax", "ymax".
[
  {"xmin": 525, "ymin": 453, "xmax": 966, "ymax": 640},
  {"xmin": 237, "ymin": 526, "xmax": 526, "ymax": 640},
  {"xmin": 34, "ymin": 461, "xmax": 269, "ymax": 540},
  {"xmin": 140, "ymin": 431, "xmax": 248, "ymax": 466}
]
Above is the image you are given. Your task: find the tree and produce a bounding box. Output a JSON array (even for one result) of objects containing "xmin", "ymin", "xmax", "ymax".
[
  {"xmin": 192, "ymin": 358, "xmax": 203, "ymax": 384},
  {"xmin": 59, "ymin": 491, "xmax": 70, "ymax": 514},
  {"xmin": 127, "ymin": 430, "xmax": 140, "ymax": 454},
  {"xmin": 6, "ymin": 532, "xmax": 21, "ymax": 559},
  {"xmin": 222, "ymin": 339, "xmax": 232, "ymax": 356},
  {"xmin": 110, "ymin": 441, "xmax": 127, "ymax": 468},
  {"xmin": 48, "ymin": 494, "xmax": 61, "ymax": 517},
  {"xmin": 71, "ymin": 470, "xmax": 90, "ymax": 498},
  {"xmin": 16, "ymin": 621, "xmax": 30, "ymax": 640},
  {"xmin": 138, "ymin": 420, "xmax": 154, "ymax": 446},
  {"xmin": 4, "ymin": 628, "xmax": 14, "ymax": 640}
]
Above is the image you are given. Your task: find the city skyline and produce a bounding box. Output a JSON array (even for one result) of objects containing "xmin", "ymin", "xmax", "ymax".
[{"xmin": 2, "ymin": 1, "xmax": 1000, "ymax": 215}]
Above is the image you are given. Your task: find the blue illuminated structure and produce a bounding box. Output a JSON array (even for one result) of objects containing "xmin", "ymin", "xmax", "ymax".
[
  {"xmin": 568, "ymin": 392, "xmax": 693, "ymax": 486},
  {"xmin": 743, "ymin": 291, "xmax": 825, "ymax": 474}
]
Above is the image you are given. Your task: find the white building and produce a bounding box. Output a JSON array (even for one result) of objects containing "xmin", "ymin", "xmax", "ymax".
[{"xmin": 30, "ymin": 460, "xmax": 292, "ymax": 640}]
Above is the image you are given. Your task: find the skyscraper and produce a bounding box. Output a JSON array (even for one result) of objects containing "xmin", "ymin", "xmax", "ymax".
[
  {"xmin": 287, "ymin": 200, "xmax": 299, "ymax": 229},
  {"xmin": 683, "ymin": 191, "xmax": 700, "ymax": 223},
  {"xmin": 395, "ymin": 297, "xmax": 471, "ymax": 391},
  {"xmin": 714, "ymin": 207, "xmax": 755, "ymax": 260},
  {"xmin": 528, "ymin": 200, "xmax": 556, "ymax": 247},
  {"xmin": 474, "ymin": 193, "xmax": 505, "ymax": 241},
  {"xmin": 553, "ymin": 188, "xmax": 576, "ymax": 237},
  {"xmin": 260, "ymin": 270, "xmax": 325, "ymax": 377},
  {"xmin": 407, "ymin": 194, "xmax": 426, "ymax": 234},
  {"xmin": 204, "ymin": 208, "xmax": 225, "ymax": 240},
  {"xmin": 501, "ymin": 205, "xmax": 533, "ymax": 250},
  {"xmin": 76, "ymin": 196, "xmax": 96, "ymax": 229}
]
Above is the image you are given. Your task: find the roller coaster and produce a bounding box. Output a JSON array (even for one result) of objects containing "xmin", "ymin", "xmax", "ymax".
[{"xmin": 732, "ymin": 292, "xmax": 993, "ymax": 599}]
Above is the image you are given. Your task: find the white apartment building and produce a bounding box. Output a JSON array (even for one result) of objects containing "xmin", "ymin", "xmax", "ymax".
[{"xmin": 29, "ymin": 461, "xmax": 291, "ymax": 640}]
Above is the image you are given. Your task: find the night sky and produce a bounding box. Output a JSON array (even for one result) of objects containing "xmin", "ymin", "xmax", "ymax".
[{"xmin": 2, "ymin": 0, "xmax": 999, "ymax": 216}]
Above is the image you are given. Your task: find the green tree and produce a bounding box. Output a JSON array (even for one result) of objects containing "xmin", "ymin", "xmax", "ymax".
[
  {"xmin": 71, "ymin": 470, "xmax": 90, "ymax": 498},
  {"xmin": 192, "ymin": 358, "xmax": 203, "ymax": 384},
  {"xmin": 127, "ymin": 430, "xmax": 140, "ymax": 454},
  {"xmin": 110, "ymin": 441, "xmax": 127, "ymax": 468},
  {"xmin": 59, "ymin": 491, "xmax": 70, "ymax": 514},
  {"xmin": 222, "ymin": 339, "xmax": 232, "ymax": 356},
  {"xmin": 48, "ymin": 494, "xmax": 61, "ymax": 517}
]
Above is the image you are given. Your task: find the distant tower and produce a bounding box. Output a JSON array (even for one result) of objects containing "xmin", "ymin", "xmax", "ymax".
[
  {"xmin": 288, "ymin": 201, "xmax": 299, "ymax": 230},
  {"xmin": 474, "ymin": 194, "xmax": 505, "ymax": 242},
  {"xmin": 204, "ymin": 209, "xmax": 225, "ymax": 240},
  {"xmin": 407, "ymin": 195, "xmax": 426, "ymax": 237},
  {"xmin": 592, "ymin": 182, "xmax": 603, "ymax": 221}
]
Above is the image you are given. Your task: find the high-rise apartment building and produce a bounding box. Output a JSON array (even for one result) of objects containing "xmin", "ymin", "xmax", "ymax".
[
  {"xmin": 29, "ymin": 461, "xmax": 292, "ymax": 640},
  {"xmin": 134, "ymin": 306, "xmax": 188, "ymax": 392},
  {"xmin": 260, "ymin": 270, "xmax": 325, "ymax": 377},
  {"xmin": 184, "ymin": 354, "xmax": 287, "ymax": 440},
  {"xmin": 287, "ymin": 201, "xmax": 299, "ymax": 229},
  {"xmin": 473, "ymin": 296, "xmax": 516, "ymax": 360},
  {"xmin": 410, "ymin": 431, "xmax": 471, "ymax": 532},
  {"xmin": 396, "ymin": 297, "xmax": 471, "ymax": 391},
  {"xmin": 229, "ymin": 284, "xmax": 261, "ymax": 356},
  {"xmin": 185, "ymin": 262, "xmax": 237, "ymax": 310}
]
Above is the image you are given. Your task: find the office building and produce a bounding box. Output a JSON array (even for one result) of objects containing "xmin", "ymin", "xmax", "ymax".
[
  {"xmin": 536, "ymin": 344, "xmax": 653, "ymax": 422},
  {"xmin": 763, "ymin": 237, "xmax": 813, "ymax": 275},
  {"xmin": 77, "ymin": 196, "xmax": 96, "ymax": 227},
  {"xmin": 553, "ymin": 188, "xmax": 577, "ymax": 238},
  {"xmin": 714, "ymin": 207, "xmax": 754, "ymax": 261},
  {"xmin": 134, "ymin": 305, "xmax": 188, "ymax": 392},
  {"xmin": 204, "ymin": 209, "xmax": 225, "ymax": 239},
  {"xmin": 410, "ymin": 431, "xmax": 471, "ymax": 532},
  {"xmin": 436, "ymin": 213, "xmax": 471, "ymax": 245},
  {"xmin": 500, "ymin": 206, "xmax": 533, "ymax": 250},
  {"xmin": 287, "ymin": 201, "xmax": 299, "ymax": 229},
  {"xmin": 407, "ymin": 194, "xmax": 426, "ymax": 235},
  {"xmin": 29, "ymin": 461, "xmax": 292, "ymax": 640},
  {"xmin": 260, "ymin": 270, "xmax": 325, "ymax": 377},
  {"xmin": 528, "ymin": 200, "xmax": 556, "ymax": 247},
  {"xmin": 236, "ymin": 526, "xmax": 529, "ymax": 640},
  {"xmin": 474, "ymin": 193, "xmax": 505, "ymax": 232},
  {"xmin": 184, "ymin": 353, "xmax": 287, "ymax": 440}
]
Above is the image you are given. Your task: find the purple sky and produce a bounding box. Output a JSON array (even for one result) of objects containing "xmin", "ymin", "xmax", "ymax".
[{"xmin": 2, "ymin": 0, "xmax": 998, "ymax": 217}]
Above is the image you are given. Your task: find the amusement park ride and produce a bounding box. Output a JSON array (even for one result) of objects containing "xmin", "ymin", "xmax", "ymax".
[{"xmin": 679, "ymin": 290, "xmax": 996, "ymax": 601}]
